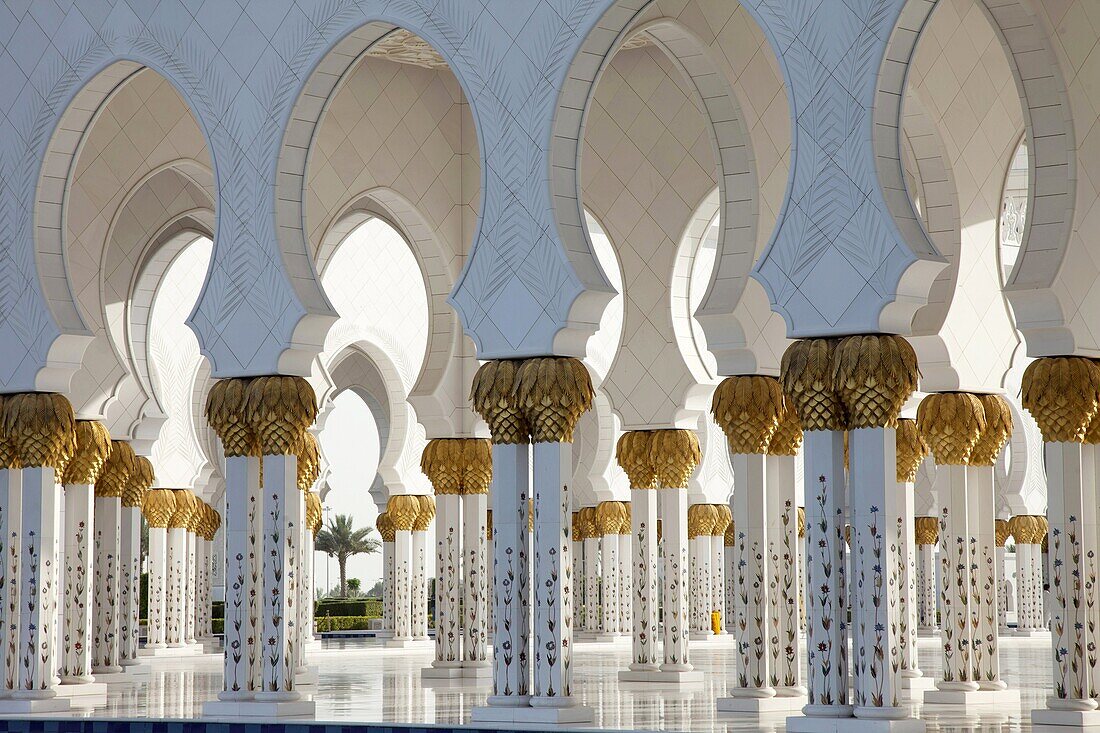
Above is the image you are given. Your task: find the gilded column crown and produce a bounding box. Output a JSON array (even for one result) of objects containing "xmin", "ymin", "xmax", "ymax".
[
  {"xmin": 579, "ymin": 506, "xmax": 597, "ymax": 539},
  {"xmin": 595, "ymin": 501, "xmax": 621, "ymax": 536},
  {"xmin": 687, "ymin": 504, "xmax": 716, "ymax": 540},
  {"xmin": 914, "ymin": 516, "xmax": 939, "ymax": 545},
  {"xmin": 1009, "ymin": 514, "xmax": 1048, "ymax": 545},
  {"xmin": 712, "ymin": 504, "xmax": 731, "ymax": 536},
  {"xmin": 306, "ymin": 492, "xmax": 322, "ymax": 537},
  {"xmin": 1022, "ymin": 357, "xmax": 1100, "ymax": 443},
  {"xmin": 995, "ymin": 519, "xmax": 1010, "ymax": 547},
  {"xmin": 205, "ymin": 378, "xmax": 256, "ymax": 457},
  {"xmin": 571, "ymin": 511, "xmax": 583, "ymax": 541},
  {"xmin": 2, "ymin": 392, "xmax": 77, "ymax": 471},
  {"xmin": 766, "ymin": 406, "xmax": 803, "ymax": 456},
  {"xmin": 832, "ymin": 334, "xmax": 918, "ymax": 428},
  {"xmin": 143, "ymin": 489, "xmax": 177, "ymax": 528},
  {"xmin": 387, "ymin": 495, "xmax": 420, "ymax": 531},
  {"xmin": 413, "ymin": 495, "xmax": 435, "ymax": 531},
  {"xmin": 376, "ymin": 511, "xmax": 396, "ymax": 542},
  {"xmin": 95, "ymin": 440, "xmax": 137, "ymax": 498},
  {"xmin": 895, "ymin": 418, "xmax": 929, "ymax": 483},
  {"xmin": 123, "ymin": 456, "xmax": 155, "ymax": 508},
  {"xmin": 244, "ymin": 375, "xmax": 317, "ymax": 456},
  {"xmin": 651, "ymin": 429, "xmax": 700, "ymax": 489},
  {"xmin": 168, "ymin": 489, "xmax": 198, "ymax": 529},
  {"xmin": 781, "ymin": 338, "xmax": 847, "ymax": 431},
  {"xmin": 711, "ymin": 375, "xmax": 783, "ymax": 453},
  {"xmin": 514, "ymin": 357, "xmax": 594, "ymax": 443},
  {"xmin": 797, "ymin": 506, "xmax": 805, "ymax": 538},
  {"xmin": 616, "ymin": 431, "xmax": 657, "ymax": 489},
  {"xmin": 0, "ymin": 396, "xmax": 13, "ymax": 470},
  {"xmin": 724, "ymin": 520, "xmax": 736, "ymax": 546},
  {"xmin": 297, "ymin": 432, "xmax": 320, "ymax": 491},
  {"xmin": 61, "ymin": 420, "xmax": 111, "ymax": 485},
  {"xmin": 422, "ymin": 438, "xmax": 494, "ymax": 495},
  {"xmin": 917, "ymin": 392, "xmax": 987, "ymax": 466},
  {"xmin": 207, "ymin": 506, "xmax": 223, "ymax": 541},
  {"xmin": 969, "ymin": 395, "xmax": 1012, "ymax": 466},
  {"xmin": 471, "ymin": 360, "xmax": 529, "ymax": 444},
  {"xmin": 618, "ymin": 502, "xmax": 632, "ymax": 534},
  {"xmin": 187, "ymin": 499, "xmax": 206, "ymax": 533}
]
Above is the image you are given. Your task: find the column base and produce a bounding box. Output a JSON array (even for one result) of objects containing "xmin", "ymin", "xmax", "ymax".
[
  {"xmin": 422, "ymin": 664, "xmax": 465, "ymax": 680},
  {"xmin": 917, "ymin": 628, "xmax": 940, "ymax": 638},
  {"xmin": 54, "ymin": 682, "xmax": 108, "ymax": 698},
  {"xmin": 720, "ymin": 695, "xmax": 806, "ymax": 714},
  {"xmin": 787, "ymin": 716, "xmax": 925, "ymax": 733},
  {"xmin": 89, "ymin": 671, "xmax": 141, "ymax": 686},
  {"xmin": 123, "ymin": 663, "xmax": 152, "ymax": 677},
  {"xmin": 461, "ymin": 663, "xmax": 494, "ymax": 679},
  {"xmin": 618, "ymin": 669, "xmax": 704, "ymax": 684},
  {"xmin": 575, "ymin": 631, "xmax": 623, "ymax": 643},
  {"xmin": 689, "ymin": 631, "xmax": 717, "ymax": 641},
  {"xmin": 1014, "ymin": 629, "xmax": 1050, "ymax": 637},
  {"xmin": 203, "ymin": 699, "xmax": 317, "ymax": 718},
  {"xmin": 0, "ymin": 698, "xmax": 72, "ymax": 715},
  {"xmin": 472, "ymin": 703, "xmax": 595, "ymax": 724},
  {"xmin": 1032, "ymin": 709, "xmax": 1100, "ymax": 727},
  {"xmin": 920, "ymin": 688, "xmax": 1019, "ymax": 706},
  {"xmin": 899, "ymin": 675, "xmax": 937, "ymax": 693},
  {"xmin": 139, "ymin": 645, "xmax": 199, "ymax": 657}
]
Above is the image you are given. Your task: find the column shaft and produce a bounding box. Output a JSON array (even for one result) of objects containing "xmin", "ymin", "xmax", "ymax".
[
  {"xmin": 92, "ymin": 495, "xmax": 122, "ymax": 673},
  {"xmin": 218, "ymin": 455, "xmax": 260, "ymax": 700},
  {"xmin": 382, "ymin": 541, "xmax": 395, "ymax": 635},
  {"xmin": 583, "ymin": 537, "xmax": 600, "ymax": 633},
  {"xmin": 629, "ymin": 487, "xmax": 659, "ymax": 670},
  {"xmin": 802, "ymin": 430, "xmax": 851, "ymax": 716},
  {"xmin": 600, "ymin": 533, "xmax": 619, "ymax": 634},
  {"xmin": 393, "ymin": 530, "xmax": 413, "ymax": 641},
  {"xmin": 166, "ymin": 527, "xmax": 188, "ymax": 648},
  {"xmin": 256, "ymin": 454, "xmax": 300, "ymax": 699},
  {"xmin": 462, "ymin": 492, "xmax": 489, "ymax": 668},
  {"xmin": 14, "ymin": 467, "xmax": 62, "ymax": 697},
  {"xmin": 967, "ymin": 465, "xmax": 1004, "ymax": 688},
  {"xmin": 896, "ymin": 481, "xmax": 920, "ymax": 676},
  {"xmin": 848, "ymin": 428, "xmax": 904, "ymax": 717},
  {"xmin": 0, "ymin": 469, "xmax": 20, "ymax": 692},
  {"xmin": 730, "ymin": 452, "xmax": 773, "ymax": 697},
  {"xmin": 119, "ymin": 505, "xmax": 141, "ymax": 665},
  {"xmin": 937, "ymin": 464, "xmax": 977, "ymax": 690},
  {"xmin": 710, "ymin": 534, "xmax": 725, "ymax": 634},
  {"xmin": 61, "ymin": 484, "xmax": 94, "ymax": 683},
  {"xmin": 434, "ymin": 493, "xmax": 462, "ymax": 667},
  {"xmin": 488, "ymin": 442, "xmax": 530, "ymax": 705},
  {"xmin": 765, "ymin": 453, "xmax": 802, "ymax": 695},
  {"xmin": 659, "ymin": 488, "xmax": 690, "ymax": 671},
  {"xmin": 918, "ymin": 543, "xmax": 936, "ymax": 631},
  {"xmin": 147, "ymin": 528, "xmax": 169, "ymax": 649},
  {"xmin": 618, "ymin": 531, "xmax": 631, "ymax": 636},
  {"xmin": 412, "ymin": 529, "xmax": 429, "ymax": 640}
]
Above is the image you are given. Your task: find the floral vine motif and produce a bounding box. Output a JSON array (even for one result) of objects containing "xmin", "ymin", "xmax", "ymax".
[
  {"xmin": 1088, "ymin": 549, "xmax": 1098, "ymax": 698},
  {"xmin": 969, "ymin": 536, "xmax": 984, "ymax": 675},
  {"xmin": 1052, "ymin": 524, "xmax": 1068, "ymax": 698},
  {"xmin": 736, "ymin": 529, "xmax": 750, "ymax": 688},
  {"xmin": 6, "ymin": 528, "xmax": 16, "ymax": 690},
  {"xmin": 981, "ymin": 547, "xmax": 997, "ymax": 681},
  {"xmin": 22, "ymin": 529, "xmax": 39, "ymax": 689},
  {"xmin": 938, "ymin": 507, "xmax": 968, "ymax": 682},
  {"xmin": 805, "ymin": 480, "xmax": 843, "ymax": 706},
  {"xmin": 634, "ymin": 521, "xmax": 657, "ymax": 666},
  {"xmin": 781, "ymin": 499, "xmax": 798, "ymax": 687}
]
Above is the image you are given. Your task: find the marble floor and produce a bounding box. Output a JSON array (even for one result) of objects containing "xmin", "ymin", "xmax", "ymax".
[{"xmin": 31, "ymin": 634, "xmax": 1054, "ymax": 731}]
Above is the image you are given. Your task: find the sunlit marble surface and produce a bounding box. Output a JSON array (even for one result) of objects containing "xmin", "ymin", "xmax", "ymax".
[{"xmin": 38, "ymin": 634, "xmax": 1053, "ymax": 731}]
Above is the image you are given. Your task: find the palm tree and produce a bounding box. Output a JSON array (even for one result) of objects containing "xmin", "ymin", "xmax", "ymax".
[{"xmin": 315, "ymin": 514, "xmax": 381, "ymax": 597}]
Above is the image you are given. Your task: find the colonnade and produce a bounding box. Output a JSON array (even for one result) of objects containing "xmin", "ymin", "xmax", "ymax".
[
  {"xmin": 687, "ymin": 503, "xmax": 730, "ymax": 638},
  {"xmin": 375, "ymin": 494, "xmax": 436, "ymax": 647}
]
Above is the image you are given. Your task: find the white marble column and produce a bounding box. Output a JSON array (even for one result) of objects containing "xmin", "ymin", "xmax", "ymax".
[
  {"xmin": 657, "ymin": 459, "xmax": 699, "ymax": 680},
  {"xmin": 195, "ymin": 533, "xmax": 210, "ymax": 641},
  {"xmin": 915, "ymin": 521, "xmax": 938, "ymax": 633},
  {"xmin": 119, "ymin": 498, "xmax": 143, "ymax": 666},
  {"xmin": 597, "ymin": 503, "xmax": 620, "ymax": 636},
  {"xmin": 688, "ymin": 506, "xmax": 713, "ymax": 638},
  {"xmin": 462, "ymin": 490, "xmax": 490, "ymax": 673},
  {"xmin": 967, "ymin": 464, "xmax": 1005, "ymax": 690},
  {"xmin": 582, "ymin": 525, "xmax": 600, "ymax": 635},
  {"xmin": 530, "ymin": 439, "xmax": 582, "ymax": 712},
  {"xmin": 185, "ymin": 523, "xmax": 199, "ymax": 646},
  {"xmin": 710, "ymin": 513, "xmax": 728, "ymax": 634},
  {"xmin": 627, "ymin": 486, "xmax": 659, "ymax": 674},
  {"xmin": 12, "ymin": 466, "xmax": 64, "ymax": 702},
  {"xmin": 213, "ymin": 453, "xmax": 260, "ymax": 702},
  {"xmin": 61, "ymin": 483, "xmax": 94, "ymax": 683},
  {"xmin": 484, "ymin": 442, "xmax": 531, "ymax": 708},
  {"xmin": 935, "ymin": 464, "xmax": 977, "ymax": 692},
  {"xmin": 144, "ymin": 498, "xmax": 172, "ymax": 651},
  {"xmin": 765, "ymin": 453, "xmax": 803, "ymax": 696},
  {"xmin": 801, "ymin": 429, "xmax": 851, "ymax": 718},
  {"xmin": 996, "ymin": 523, "xmax": 1010, "ymax": 635},
  {"xmin": 378, "ymin": 514, "xmax": 395, "ymax": 637},
  {"xmin": 848, "ymin": 428, "xmax": 905, "ymax": 718},
  {"xmin": 617, "ymin": 519, "xmax": 632, "ymax": 637},
  {"xmin": 429, "ymin": 492, "xmax": 462, "ymax": 674},
  {"xmin": 0, "ymin": 464, "xmax": 19, "ymax": 696},
  {"xmin": 166, "ymin": 509, "xmax": 191, "ymax": 649},
  {"xmin": 896, "ymin": 479, "xmax": 921, "ymax": 679},
  {"xmin": 92, "ymin": 489, "xmax": 123, "ymax": 674},
  {"xmin": 728, "ymin": 452, "xmax": 774, "ymax": 700},
  {"xmin": 411, "ymin": 506, "xmax": 431, "ymax": 641},
  {"xmin": 724, "ymin": 520, "xmax": 736, "ymax": 638},
  {"xmin": 390, "ymin": 503, "xmax": 415, "ymax": 644}
]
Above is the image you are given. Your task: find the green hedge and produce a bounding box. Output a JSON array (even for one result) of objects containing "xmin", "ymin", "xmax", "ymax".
[
  {"xmin": 314, "ymin": 599, "xmax": 382, "ymax": 617},
  {"xmin": 314, "ymin": 615, "xmax": 377, "ymax": 632}
]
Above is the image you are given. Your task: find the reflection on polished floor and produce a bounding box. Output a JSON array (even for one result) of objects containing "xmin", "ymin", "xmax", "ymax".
[{"xmin": 46, "ymin": 635, "xmax": 1051, "ymax": 731}]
